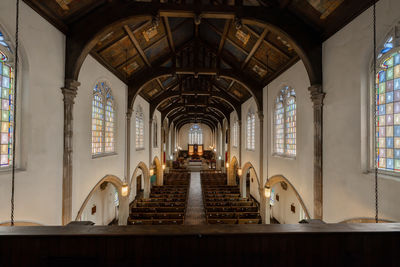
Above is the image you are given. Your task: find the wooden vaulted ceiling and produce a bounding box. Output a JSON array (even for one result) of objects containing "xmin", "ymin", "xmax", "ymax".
[{"xmin": 23, "ymin": 0, "xmax": 376, "ymax": 127}]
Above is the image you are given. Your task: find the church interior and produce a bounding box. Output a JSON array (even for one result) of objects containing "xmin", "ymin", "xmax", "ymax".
[{"xmin": 0, "ymin": 0, "xmax": 399, "ymax": 265}]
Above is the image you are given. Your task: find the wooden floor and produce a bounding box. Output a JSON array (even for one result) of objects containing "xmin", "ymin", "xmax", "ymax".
[{"xmin": 184, "ymin": 172, "xmax": 206, "ymax": 225}]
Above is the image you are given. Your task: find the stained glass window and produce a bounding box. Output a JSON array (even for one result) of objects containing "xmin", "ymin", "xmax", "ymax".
[
  {"xmin": 0, "ymin": 31, "xmax": 14, "ymax": 167},
  {"xmin": 233, "ymin": 120, "xmax": 239, "ymax": 148},
  {"xmin": 189, "ymin": 124, "xmax": 202, "ymax": 144},
  {"xmin": 375, "ymin": 50, "xmax": 400, "ymax": 172},
  {"xmin": 91, "ymin": 82, "xmax": 115, "ymax": 155},
  {"xmin": 246, "ymin": 112, "xmax": 255, "ymax": 150},
  {"xmin": 153, "ymin": 119, "xmax": 158, "ymax": 148},
  {"xmin": 136, "ymin": 106, "xmax": 144, "ymax": 149},
  {"xmin": 274, "ymin": 86, "xmax": 296, "ymax": 157}
]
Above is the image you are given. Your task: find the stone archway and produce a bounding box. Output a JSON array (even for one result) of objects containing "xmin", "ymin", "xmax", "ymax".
[
  {"xmin": 265, "ymin": 175, "xmax": 311, "ymax": 220},
  {"xmin": 240, "ymin": 162, "xmax": 260, "ymax": 199},
  {"xmin": 75, "ymin": 175, "xmax": 126, "ymax": 224},
  {"xmin": 130, "ymin": 161, "xmax": 150, "ymax": 199},
  {"xmin": 228, "ymin": 156, "xmax": 238, "ymax": 185},
  {"xmin": 152, "ymin": 156, "xmax": 163, "ymax": 186}
]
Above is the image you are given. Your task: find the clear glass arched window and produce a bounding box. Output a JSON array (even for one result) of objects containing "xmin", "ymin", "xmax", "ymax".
[
  {"xmin": 0, "ymin": 30, "xmax": 15, "ymax": 167},
  {"xmin": 374, "ymin": 34, "xmax": 400, "ymax": 172},
  {"xmin": 246, "ymin": 111, "xmax": 255, "ymax": 150},
  {"xmin": 274, "ymin": 86, "xmax": 296, "ymax": 157},
  {"xmin": 92, "ymin": 82, "xmax": 115, "ymax": 156},
  {"xmin": 135, "ymin": 105, "xmax": 144, "ymax": 150},
  {"xmin": 189, "ymin": 124, "xmax": 203, "ymax": 144}
]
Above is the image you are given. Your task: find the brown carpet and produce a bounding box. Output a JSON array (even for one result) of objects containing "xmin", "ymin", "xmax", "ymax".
[{"xmin": 184, "ymin": 172, "xmax": 206, "ymax": 225}]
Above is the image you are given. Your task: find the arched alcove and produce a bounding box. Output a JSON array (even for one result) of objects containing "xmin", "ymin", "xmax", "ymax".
[
  {"xmin": 240, "ymin": 162, "xmax": 261, "ymax": 200},
  {"xmin": 229, "ymin": 156, "xmax": 238, "ymax": 185},
  {"xmin": 130, "ymin": 161, "xmax": 150, "ymax": 200},
  {"xmin": 75, "ymin": 175, "xmax": 123, "ymax": 224},
  {"xmin": 266, "ymin": 175, "xmax": 311, "ymax": 223},
  {"xmin": 152, "ymin": 156, "xmax": 163, "ymax": 186}
]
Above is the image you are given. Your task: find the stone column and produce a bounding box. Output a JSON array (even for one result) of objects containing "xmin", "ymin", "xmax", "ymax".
[
  {"xmin": 149, "ymin": 118, "xmax": 153, "ymax": 173},
  {"xmin": 238, "ymin": 120, "xmax": 242, "ymax": 169},
  {"xmin": 227, "ymin": 126, "xmax": 232, "ymax": 185},
  {"xmin": 126, "ymin": 109, "xmax": 132, "ymax": 185},
  {"xmin": 257, "ymin": 111, "xmax": 267, "ymax": 224},
  {"xmin": 61, "ymin": 79, "xmax": 80, "ymax": 225},
  {"xmin": 309, "ymin": 85, "xmax": 325, "ymax": 220}
]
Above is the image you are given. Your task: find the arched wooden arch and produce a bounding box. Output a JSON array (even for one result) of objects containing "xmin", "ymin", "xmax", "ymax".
[
  {"xmin": 75, "ymin": 175, "xmax": 124, "ymax": 222},
  {"xmin": 339, "ymin": 218, "xmax": 395, "ymax": 224},
  {"xmin": 265, "ymin": 175, "xmax": 311, "ymax": 219},
  {"xmin": 240, "ymin": 162, "xmax": 261, "ymax": 199},
  {"xmin": 65, "ymin": 3, "xmax": 322, "ymax": 106},
  {"xmin": 152, "ymin": 156, "xmax": 163, "ymax": 186},
  {"xmin": 130, "ymin": 161, "xmax": 150, "ymax": 199}
]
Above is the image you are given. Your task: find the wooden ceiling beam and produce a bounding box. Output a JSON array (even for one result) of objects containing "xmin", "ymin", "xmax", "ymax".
[
  {"xmin": 241, "ymin": 27, "xmax": 268, "ymax": 69},
  {"xmin": 163, "ymin": 17, "xmax": 175, "ymax": 54},
  {"xmin": 218, "ymin": 19, "xmax": 231, "ymax": 55},
  {"xmin": 124, "ymin": 25, "xmax": 151, "ymax": 67}
]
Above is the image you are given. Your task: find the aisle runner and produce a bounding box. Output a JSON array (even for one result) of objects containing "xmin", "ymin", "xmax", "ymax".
[{"xmin": 184, "ymin": 172, "xmax": 206, "ymax": 225}]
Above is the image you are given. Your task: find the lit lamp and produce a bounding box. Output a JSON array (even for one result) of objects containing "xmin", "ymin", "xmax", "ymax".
[
  {"xmin": 218, "ymin": 156, "xmax": 221, "ymax": 160},
  {"xmin": 162, "ymin": 164, "xmax": 166, "ymax": 170},
  {"xmin": 149, "ymin": 168, "xmax": 154, "ymax": 176},
  {"xmin": 237, "ymin": 168, "xmax": 242, "ymax": 176},
  {"xmin": 226, "ymin": 162, "xmax": 229, "ymax": 168},
  {"xmin": 121, "ymin": 183, "xmax": 129, "ymax": 197},
  {"xmin": 264, "ymin": 184, "xmax": 271, "ymax": 198}
]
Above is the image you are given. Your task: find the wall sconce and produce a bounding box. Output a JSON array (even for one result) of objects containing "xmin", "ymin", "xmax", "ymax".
[
  {"xmin": 237, "ymin": 168, "xmax": 242, "ymax": 176},
  {"xmin": 170, "ymin": 155, "xmax": 173, "ymax": 160},
  {"xmin": 226, "ymin": 162, "xmax": 229, "ymax": 168},
  {"xmin": 213, "ymin": 148, "xmax": 217, "ymax": 152},
  {"xmin": 149, "ymin": 168, "xmax": 154, "ymax": 176},
  {"xmin": 218, "ymin": 156, "xmax": 221, "ymax": 160},
  {"xmin": 264, "ymin": 184, "xmax": 271, "ymax": 198},
  {"xmin": 162, "ymin": 164, "xmax": 166, "ymax": 170},
  {"xmin": 174, "ymin": 148, "xmax": 177, "ymax": 152},
  {"xmin": 121, "ymin": 183, "xmax": 129, "ymax": 197}
]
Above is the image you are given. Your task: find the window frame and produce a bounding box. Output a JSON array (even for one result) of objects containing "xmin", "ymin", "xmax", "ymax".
[
  {"xmin": 273, "ymin": 86, "xmax": 296, "ymax": 159},
  {"xmin": 135, "ymin": 106, "xmax": 145, "ymax": 151},
  {"xmin": 189, "ymin": 124, "xmax": 203, "ymax": 145},
  {"xmin": 91, "ymin": 81, "xmax": 116, "ymax": 158},
  {"xmin": 153, "ymin": 118, "xmax": 158, "ymax": 148},
  {"xmin": 246, "ymin": 111, "xmax": 255, "ymax": 151},
  {"xmin": 369, "ymin": 33, "xmax": 400, "ymax": 177},
  {"xmin": 232, "ymin": 120, "xmax": 239, "ymax": 148}
]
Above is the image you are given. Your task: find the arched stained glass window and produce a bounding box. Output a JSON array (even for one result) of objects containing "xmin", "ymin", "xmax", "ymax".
[
  {"xmin": 136, "ymin": 106, "xmax": 144, "ymax": 149},
  {"xmin": 233, "ymin": 120, "xmax": 239, "ymax": 148},
  {"xmin": 0, "ymin": 30, "xmax": 14, "ymax": 167},
  {"xmin": 375, "ymin": 34, "xmax": 400, "ymax": 172},
  {"xmin": 246, "ymin": 111, "xmax": 255, "ymax": 150},
  {"xmin": 153, "ymin": 118, "xmax": 158, "ymax": 148},
  {"xmin": 92, "ymin": 82, "xmax": 115, "ymax": 156},
  {"xmin": 189, "ymin": 124, "xmax": 203, "ymax": 144},
  {"xmin": 274, "ymin": 86, "xmax": 296, "ymax": 157}
]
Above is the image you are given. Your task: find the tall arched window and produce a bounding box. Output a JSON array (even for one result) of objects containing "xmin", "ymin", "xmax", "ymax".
[
  {"xmin": 189, "ymin": 124, "xmax": 203, "ymax": 144},
  {"xmin": 274, "ymin": 86, "xmax": 296, "ymax": 157},
  {"xmin": 136, "ymin": 105, "xmax": 144, "ymax": 150},
  {"xmin": 92, "ymin": 82, "xmax": 115, "ymax": 156},
  {"xmin": 153, "ymin": 118, "xmax": 158, "ymax": 148},
  {"xmin": 0, "ymin": 31, "xmax": 14, "ymax": 167},
  {"xmin": 374, "ymin": 33, "xmax": 400, "ymax": 172},
  {"xmin": 233, "ymin": 120, "xmax": 239, "ymax": 148},
  {"xmin": 246, "ymin": 111, "xmax": 255, "ymax": 150}
]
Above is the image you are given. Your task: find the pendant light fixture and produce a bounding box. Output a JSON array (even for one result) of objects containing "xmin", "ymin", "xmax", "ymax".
[
  {"xmin": 121, "ymin": 47, "xmax": 129, "ymax": 197},
  {"xmin": 373, "ymin": 2, "xmax": 379, "ymax": 223},
  {"xmin": 264, "ymin": 49, "xmax": 271, "ymax": 200}
]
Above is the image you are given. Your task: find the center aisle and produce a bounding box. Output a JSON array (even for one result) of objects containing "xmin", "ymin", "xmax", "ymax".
[{"xmin": 184, "ymin": 172, "xmax": 206, "ymax": 225}]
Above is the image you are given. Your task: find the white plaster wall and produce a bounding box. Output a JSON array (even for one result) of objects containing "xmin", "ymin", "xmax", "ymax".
[
  {"xmin": 263, "ymin": 61, "xmax": 314, "ymax": 218},
  {"xmin": 322, "ymin": 0, "xmax": 400, "ymax": 222},
  {"xmin": 249, "ymin": 168, "xmax": 260, "ymax": 203},
  {"xmin": 177, "ymin": 123, "xmax": 213, "ymax": 149},
  {"xmin": 270, "ymin": 183, "xmax": 306, "ymax": 224},
  {"xmin": 80, "ymin": 183, "xmax": 118, "ymax": 225},
  {"xmin": 72, "ymin": 55, "xmax": 127, "ymax": 220},
  {"xmin": 241, "ymin": 98, "xmax": 261, "ymax": 189},
  {"xmin": 0, "ymin": 0, "xmax": 64, "ymax": 225}
]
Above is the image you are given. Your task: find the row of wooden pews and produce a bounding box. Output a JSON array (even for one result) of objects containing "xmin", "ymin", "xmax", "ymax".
[
  {"xmin": 128, "ymin": 172, "xmax": 190, "ymax": 225},
  {"xmin": 201, "ymin": 171, "xmax": 261, "ymax": 224}
]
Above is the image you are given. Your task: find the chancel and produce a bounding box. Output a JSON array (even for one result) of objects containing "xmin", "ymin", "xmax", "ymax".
[{"xmin": 0, "ymin": 0, "xmax": 399, "ymax": 265}]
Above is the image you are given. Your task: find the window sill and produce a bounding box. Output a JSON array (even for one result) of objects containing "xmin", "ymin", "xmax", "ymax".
[
  {"xmin": 365, "ymin": 169, "xmax": 400, "ymax": 181},
  {"xmin": 92, "ymin": 152, "xmax": 117, "ymax": 159},
  {"xmin": 246, "ymin": 149, "xmax": 256, "ymax": 152},
  {"xmin": 136, "ymin": 148, "xmax": 145, "ymax": 151},
  {"xmin": 272, "ymin": 153, "xmax": 296, "ymax": 160},
  {"xmin": 0, "ymin": 167, "xmax": 26, "ymax": 175}
]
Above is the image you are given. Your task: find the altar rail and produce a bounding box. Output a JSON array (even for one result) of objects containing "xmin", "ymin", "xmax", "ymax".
[{"xmin": 0, "ymin": 224, "xmax": 399, "ymax": 266}]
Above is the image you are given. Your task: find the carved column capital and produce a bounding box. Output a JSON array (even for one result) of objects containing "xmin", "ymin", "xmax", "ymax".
[
  {"xmin": 126, "ymin": 108, "xmax": 133, "ymax": 119},
  {"xmin": 257, "ymin": 111, "xmax": 264, "ymax": 121},
  {"xmin": 308, "ymin": 85, "xmax": 325, "ymax": 108}
]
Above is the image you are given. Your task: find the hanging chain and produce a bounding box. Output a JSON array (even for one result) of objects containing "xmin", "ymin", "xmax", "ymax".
[
  {"xmin": 266, "ymin": 50, "xmax": 269, "ymax": 184},
  {"xmin": 373, "ymin": 2, "xmax": 379, "ymax": 224},
  {"xmin": 11, "ymin": 0, "xmax": 20, "ymax": 226}
]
